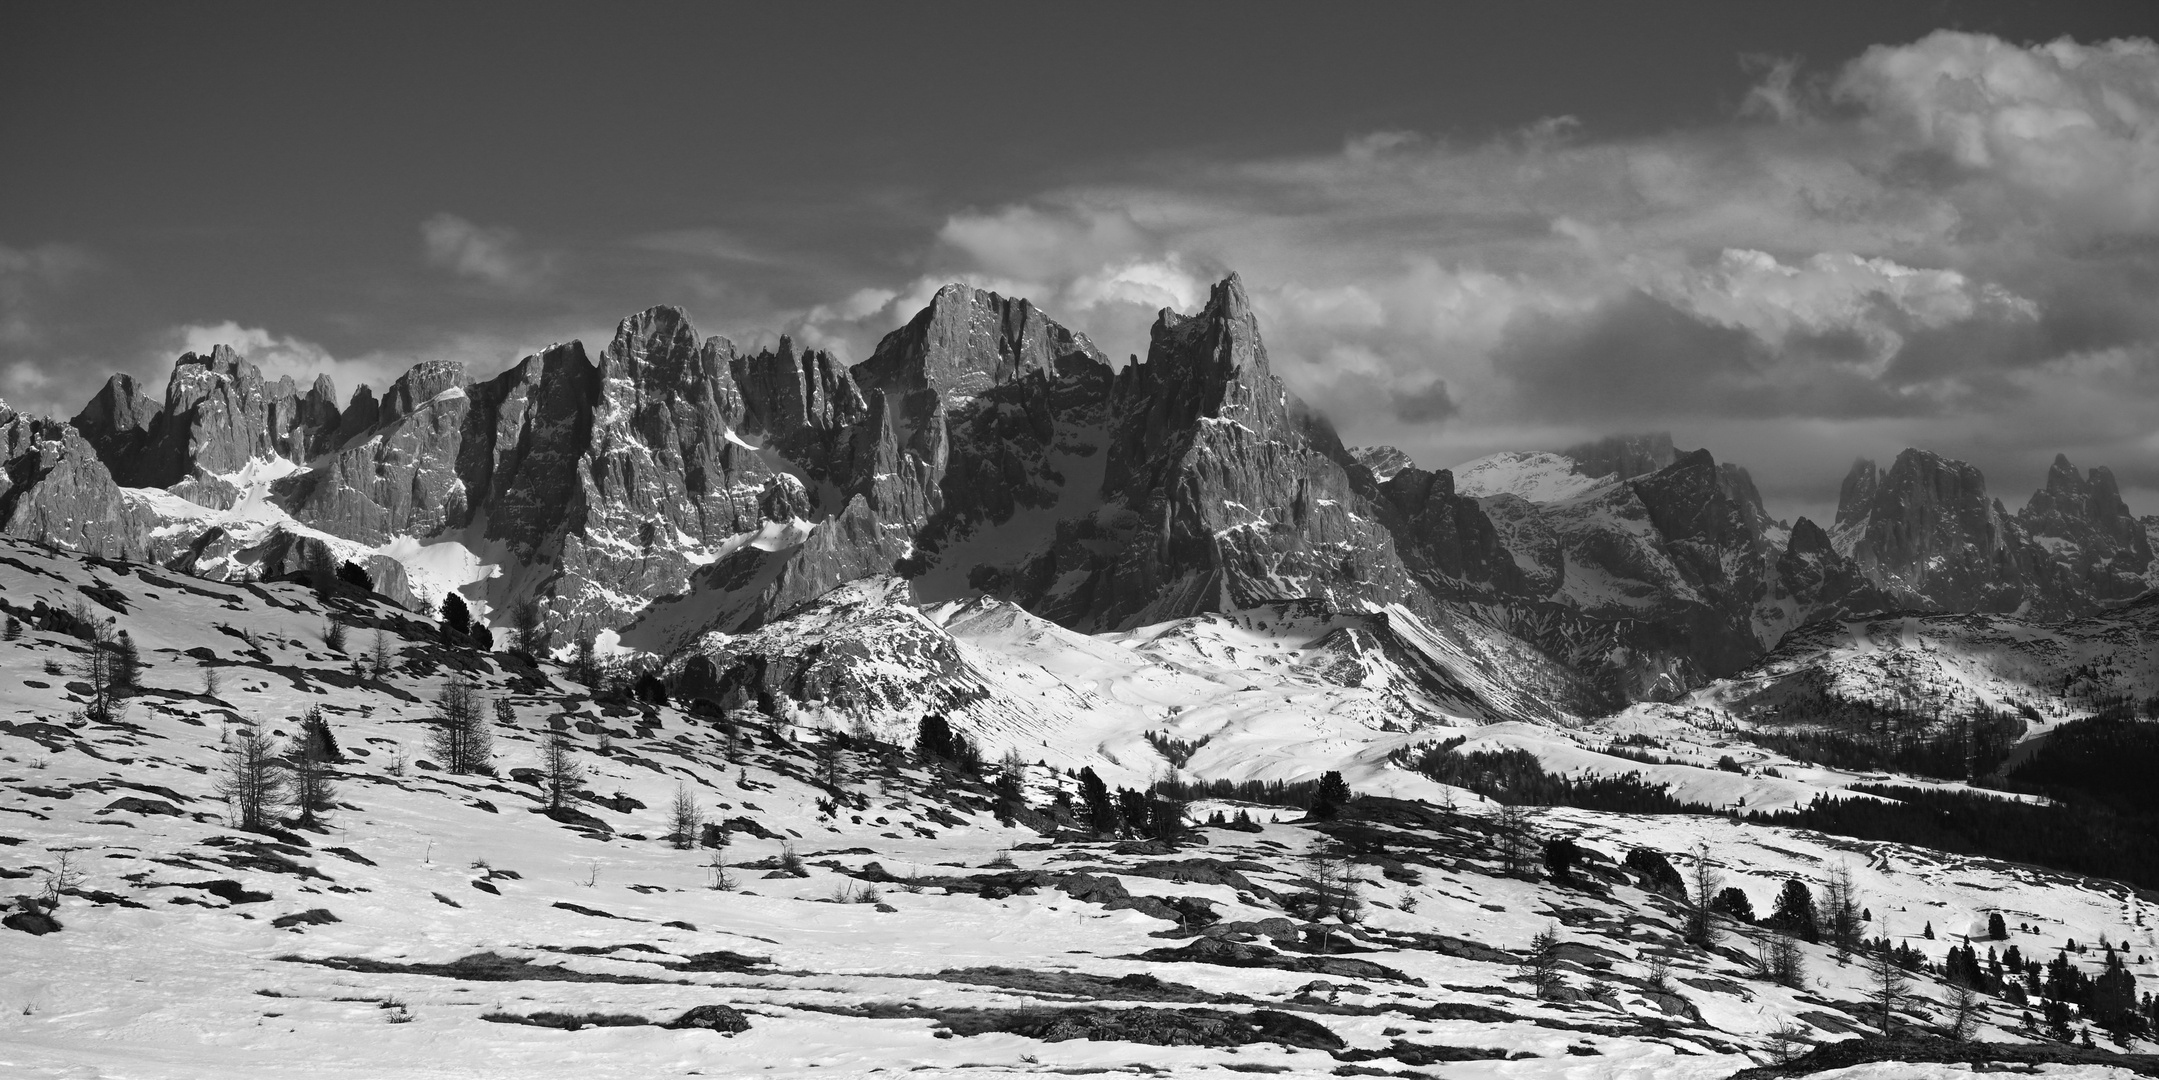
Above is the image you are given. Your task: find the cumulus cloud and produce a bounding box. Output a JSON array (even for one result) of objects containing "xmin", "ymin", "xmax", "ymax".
[
  {"xmin": 422, "ymin": 213, "xmax": 555, "ymax": 291},
  {"xmin": 1835, "ymin": 32, "xmax": 2159, "ymax": 234},
  {"xmin": 159, "ymin": 321, "xmax": 417, "ymax": 404},
  {"xmin": 777, "ymin": 31, "xmax": 2157, "ymax": 520},
  {"xmin": 1635, "ymin": 249, "xmax": 2040, "ymax": 374}
]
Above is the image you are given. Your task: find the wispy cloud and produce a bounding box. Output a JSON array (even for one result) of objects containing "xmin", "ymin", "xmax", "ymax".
[{"xmin": 421, "ymin": 213, "xmax": 556, "ymax": 293}]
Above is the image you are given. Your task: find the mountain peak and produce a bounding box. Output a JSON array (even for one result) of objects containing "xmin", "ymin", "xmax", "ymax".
[
  {"xmin": 856, "ymin": 284, "xmax": 1106, "ymax": 404},
  {"xmin": 1204, "ymin": 271, "xmax": 1251, "ymax": 323},
  {"xmin": 1351, "ymin": 445, "xmax": 1415, "ymax": 481},
  {"xmin": 1835, "ymin": 456, "xmax": 1879, "ymax": 527}
]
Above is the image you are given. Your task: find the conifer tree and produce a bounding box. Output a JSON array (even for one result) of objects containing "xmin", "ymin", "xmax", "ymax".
[{"xmin": 440, "ymin": 592, "xmax": 471, "ymax": 637}]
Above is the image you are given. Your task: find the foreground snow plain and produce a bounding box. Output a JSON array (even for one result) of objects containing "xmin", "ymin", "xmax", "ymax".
[{"xmin": 2, "ymin": 538, "xmax": 2155, "ymax": 1078}]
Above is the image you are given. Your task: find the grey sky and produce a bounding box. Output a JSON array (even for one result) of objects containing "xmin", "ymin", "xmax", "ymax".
[{"xmin": 3, "ymin": 1, "xmax": 2155, "ymax": 527}]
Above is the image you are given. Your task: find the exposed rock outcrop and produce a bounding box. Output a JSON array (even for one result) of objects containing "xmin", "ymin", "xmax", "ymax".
[
  {"xmin": 1834, "ymin": 449, "xmax": 2054, "ymax": 616},
  {"xmin": 1350, "ymin": 446, "xmax": 1415, "ymax": 482},
  {"xmin": 25, "ymin": 273, "xmax": 2143, "ymax": 711},
  {"xmin": 1017, "ymin": 274, "xmax": 1430, "ymax": 630},
  {"xmin": 0, "ymin": 411, "xmax": 149, "ymax": 557},
  {"xmin": 71, "ymin": 374, "xmax": 161, "ymax": 467},
  {"xmin": 111, "ymin": 347, "xmax": 345, "ymax": 497},
  {"xmin": 2015, "ymin": 454, "xmax": 2153, "ymax": 605}
]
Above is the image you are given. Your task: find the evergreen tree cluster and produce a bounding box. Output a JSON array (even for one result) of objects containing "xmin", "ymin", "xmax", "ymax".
[
  {"xmin": 1058, "ymin": 765, "xmax": 1184, "ymax": 839},
  {"xmin": 1624, "ymin": 848, "xmax": 1686, "ymax": 896},
  {"xmin": 1389, "ymin": 740, "xmax": 1713, "ymax": 814},
  {"xmin": 1947, "ymin": 935, "xmax": 2154, "ymax": 1043},
  {"xmin": 1146, "ymin": 775, "xmax": 1329, "ymax": 811},
  {"xmin": 1748, "ymin": 781, "xmax": 2159, "ymax": 892},
  {"xmin": 914, "ymin": 714, "xmax": 983, "ymax": 774},
  {"xmin": 1733, "ymin": 709, "xmax": 2021, "ymax": 780},
  {"xmin": 1732, "ymin": 671, "xmax": 2023, "ymax": 779}
]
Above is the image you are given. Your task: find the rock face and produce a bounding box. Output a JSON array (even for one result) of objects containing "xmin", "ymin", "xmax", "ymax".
[
  {"xmin": 2014, "ymin": 455, "xmax": 2154, "ymax": 606},
  {"xmin": 111, "ymin": 347, "xmax": 346, "ymax": 501},
  {"xmin": 1349, "ymin": 445, "xmax": 1415, "ymax": 482},
  {"xmin": 1011, "ymin": 275, "xmax": 1430, "ymax": 630},
  {"xmin": 1447, "ymin": 444, "xmax": 1899, "ymax": 701},
  {"xmin": 1833, "ymin": 450, "xmax": 2054, "ymax": 616},
  {"xmin": 70, "ymin": 375, "xmax": 161, "ymax": 467},
  {"xmin": 0, "ymin": 407, "xmax": 149, "ymax": 558},
  {"xmin": 16, "ymin": 274, "xmax": 2148, "ymax": 711}
]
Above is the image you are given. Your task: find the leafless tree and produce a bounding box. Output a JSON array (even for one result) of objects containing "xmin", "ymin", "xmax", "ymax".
[
  {"xmin": 323, "ymin": 618, "xmax": 347, "ymax": 653},
  {"xmin": 289, "ymin": 722, "xmax": 338, "ymax": 826},
  {"xmin": 668, "ymin": 783, "xmax": 703, "ymax": 850},
  {"xmin": 511, "ymin": 600, "xmax": 546, "ymax": 656},
  {"xmin": 1865, "ymin": 941, "xmax": 1911, "ymax": 1036},
  {"xmin": 1522, "ymin": 923, "xmax": 1567, "ymax": 999},
  {"xmin": 1767, "ymin": 1019, "xmax": 1811, "ymax": 1064},
  {"xmin": 1303, "ymin": 840, "xmax": 1363, "ymax": 923},
  {"xmin": 1755, "ymin": 924, "xmax": 1807, "ymax": 988},
  {"xmin": 218, "ymin": 727, "xmax": 288, "ymax": 831},
  {"xmin": 75, "ymin": 622, "xmax": 127, "ymax": 725},
  {"xmin": 1493, "ymin": 802, "xmax": 1537, "ymax": 876},
  {"xmin": 427, "ymin": 672, "xmax": 491, "ymax": 774},
  {"xmin": 568, "ymin": 626, "xmax": 599, "ymax": 685},
  {"xmin": 1688, "ymin": 838, "xmax": 1724, "ymax": 948},
  {"xmin": 1941, "ymin": 977, "xmax": 1982, "ymax": 1041},
  {"xmin": 1823, "ymin": 863, "xmax": 1863, "ymax": 962},
  {"xmin": 39, "ymin": 848, "xmax": 86, "ymax": 905},
  {"xmin": 540, "ymin": 732, "xmax": 582, "ymax": 812},
  {"xmin": 369, "ymin": 629, "xmax": 394, "ymax": 679}
]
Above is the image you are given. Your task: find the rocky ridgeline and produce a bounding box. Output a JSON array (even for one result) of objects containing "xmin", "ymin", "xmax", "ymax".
[
  {"xmin": 1833, "ymin": 449, "xmax": 2156, "ymax": 618},
  {"xmin": 2, "ymin": 275, "xmax": 2153, "ymax": 710},
  {"xmin": 1372, "ymin": 432, "xmax": 2151, "ymax": 703}
]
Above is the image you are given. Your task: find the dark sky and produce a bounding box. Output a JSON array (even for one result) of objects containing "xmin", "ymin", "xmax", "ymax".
[{"xmin": 4, "ymin": 1, "xmax": 2156, "ymax": 524}]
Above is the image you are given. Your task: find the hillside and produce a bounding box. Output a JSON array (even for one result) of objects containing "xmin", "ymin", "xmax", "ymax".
[{"xmin": 8, "ymin": 539, "xmax": 2159, "ymax": 1077}]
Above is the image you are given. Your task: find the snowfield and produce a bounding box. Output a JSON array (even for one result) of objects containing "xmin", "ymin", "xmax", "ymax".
[{"xmin": 2, "ymin": 538, "xmax": 2157, "ymax": 1078}]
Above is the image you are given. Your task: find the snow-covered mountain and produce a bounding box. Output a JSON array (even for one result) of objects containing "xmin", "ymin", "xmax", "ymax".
[
  {"xmin": 1680, "ymin": 592, "xmax": 2159, "ymax": 740},
  {"xmin": 662, "ymin": 575, "xmax": 1596, "ymax": 790},
  {"xmin": 3, "ymin": 275, "xmax": 2154, "ymax": 712}
]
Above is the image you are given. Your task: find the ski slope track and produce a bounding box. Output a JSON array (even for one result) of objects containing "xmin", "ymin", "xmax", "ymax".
[{"xmin": 6, "ymin": 539, "xmax": 2159, "ymax": 1077}]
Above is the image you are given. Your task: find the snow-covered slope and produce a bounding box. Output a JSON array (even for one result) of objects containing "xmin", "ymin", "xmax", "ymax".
[
  {"xmin": 667, "ymin": 581, "xmax": 1595, "ymax": 791},
  {"xmin": 1451, "ymin": 451, "xmax": 1612, "ymax": 504},
  {"xmin": 7, "ymin": 538, "xmax": 2159, "ymax": 1077},
  {"xmin": 1684, "ymin": 595, "xmax": 2159, "ymax": 736}
]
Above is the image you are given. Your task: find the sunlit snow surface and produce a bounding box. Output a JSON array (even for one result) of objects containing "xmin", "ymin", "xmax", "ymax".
[
  {"xmin": 1450, "ymin": 451, "xmax": 1613, "ymax": 504},
  {"xmin": 4, "ymin": 538, "xmax": 2158, "ymax": 1078}
]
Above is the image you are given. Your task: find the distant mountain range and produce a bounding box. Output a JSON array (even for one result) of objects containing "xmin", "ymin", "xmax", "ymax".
[{"xmin": 2, "ymin": 273, "xmax": 2152, "ymax": 710}]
